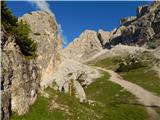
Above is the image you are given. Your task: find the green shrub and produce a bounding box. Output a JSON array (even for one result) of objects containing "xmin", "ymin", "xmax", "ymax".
[
  {"xmin": 1, "ymin": 1, "xmax": 17, "ymax": 33},
  {"xmin": 116, "ymin": 54, "xmax": 147, "ymax": 72},
  {"xmin": 14, "ymin": 21, "xmax": 37, "ymax": 56},
  {"xmin": 1, "ymin": 1, "xmax": 37, "ymax": 57}
]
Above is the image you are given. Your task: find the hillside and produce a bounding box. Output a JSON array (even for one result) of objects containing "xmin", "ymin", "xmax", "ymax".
[{"xmin": 1, "ymin": 1, "xmax": 160, "ymax": 120}]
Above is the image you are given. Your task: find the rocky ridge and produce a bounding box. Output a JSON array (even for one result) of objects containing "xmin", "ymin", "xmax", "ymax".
[
  {"xmin": 64, "ymin": 2, "xmax": 160, "ymax": 61},
  {"xmin": 63, "ymin": 30, "xmax": 103, "ymax": 62}
]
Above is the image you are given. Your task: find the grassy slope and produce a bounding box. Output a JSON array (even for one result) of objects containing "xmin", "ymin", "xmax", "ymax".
[
  {"xmin": 11, "ymin": 92, "xmax": 67, "ymax": 120},
  {"xmin": 120, "ymin": 67, "xmax": 160, "ymax": 96},
  {"xmin": 156, "ymin": 108, "xmax": 160, "ymax": 115},
  {"xmin": 88, "ymin": 57, "xmax": 118, "ymax": 70},
  {"xmin": 11, "ymin": 73, "xmax": 148, "ymax": 120},
  {"xmin": 85, "ymin": 73, "xmax": 148, "ymax": 120},
  {"xmin": 91, "ymin": 57, "xmax": 160, "ymax": 96}
]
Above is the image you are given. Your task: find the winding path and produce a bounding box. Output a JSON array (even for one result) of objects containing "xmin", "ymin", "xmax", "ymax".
[{"xmin": 95, "ymin": 67, "xmax": 160, "ymax": 120}]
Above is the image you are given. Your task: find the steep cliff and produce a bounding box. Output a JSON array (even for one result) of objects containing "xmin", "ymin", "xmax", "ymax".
[
  {"xmin": 1, "ymin": 27, "xmax": 40, "ymax": 119},
  {"xmin": 19, "ymin": 11, "xmax": 61, "ymax": 87},
  {"xmin": 103, "ymin": 1, "xmax": 160, "ymax": 48},
  {"xmin": 1, "ymin": 11, "xmax": 61, "ymax": 120}
]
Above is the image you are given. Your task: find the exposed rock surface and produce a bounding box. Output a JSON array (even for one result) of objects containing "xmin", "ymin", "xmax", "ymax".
[
  {"xmin": 41, "ymin": 58, "xmax": 100, "ymax": 102},
  {"xmin": 97, "ymin": 2, "xmax": 160, "ymax": 48},
  {"xmin": 120, "ymin": 16, "xmax": 137, "ymax": 26},
  {"xmin": 1, "ymin": 1, "xmax": 160, "ymax": 120},
  {"xmin": 19, "ymin": 11, "xmax": 61, "ymax": 86},
  {"xmin": 109, "ymin": 2, "xmax": 160, "ymax": 48},
  {"xmin": 97, "ymin": 29, "xmax": 111, "ymax": 48},
  {"xmin": 63, "ymin": 30, "xmax": 103, "ymax": 61},
  {"xmin": 1, "ymin": 28, "xmax": 40, "ymax": 118},
  {"xmin": 65, "ymin": 2, "xmax": 160, "ymax": 61},
  {"xmin": 1, "ymin": 11, "xmax": 61, "ymax": 119}
]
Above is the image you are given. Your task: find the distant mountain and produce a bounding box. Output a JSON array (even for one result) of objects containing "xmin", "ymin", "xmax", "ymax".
[{"xmin": 64, "ymin": 1, "xmax": 160, "ymax": 61}]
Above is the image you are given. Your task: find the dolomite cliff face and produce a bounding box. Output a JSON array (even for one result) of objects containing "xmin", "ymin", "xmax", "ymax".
[
  {"xmin": 1, "ymin": 28, "xmax": 40, "ymax": 119},
  {"xmin": 63, "ymin": 30, "xmax": 103, "ymax": 62},
  {"xmin": 64, "ymin": 2, "xmax": 160, "ymax": 62},
  {"xmin": 41, "ymin": 58, "xmax": 100, "ymax": 102},
  {"xmin": 19, "ymin": 11, "xmax": 61, "ymax": 87},
  {"xmin": 103, "ymin": 1, "xmax": 160, "ymax": 48},
  {"xmin": 1, "ymin": 11, "xmax": 61, "ymax": 120}
]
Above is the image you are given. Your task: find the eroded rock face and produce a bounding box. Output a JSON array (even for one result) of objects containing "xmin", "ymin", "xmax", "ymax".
[
  {"xmin": 1, "ymin": 29, "xmax": 40, "ymax": 117},
  {"xmin": 120, "ymin": 16, "xmax": 137, "ymax": 26},
  {"xmin": 63, "ymin": 30, "xmax": 102, "ymax": 61},
  {"xmin": 109, "ymin": 2, "xmax": 160, "ymax": 48},
  {"xmin": 1, "ymin": 11, "xmax": 62, "ymax": 119},
  {"xmin": 19, "ymin": 11, "xmax": 61, "ymax": 87},
  {"xmin": 41, "ymin": 58, "xmax": 100, "ymax": 102},
  {"xmin": 97, "ymin": 29, "xmax": 111, "ymax": 48},
  {"xmin": 64, "ymin": 2, "xmax": 160, "ymax": 62}
]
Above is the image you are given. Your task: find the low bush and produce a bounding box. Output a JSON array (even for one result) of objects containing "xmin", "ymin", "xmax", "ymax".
[
  {"xmin": 14, "ymin": 21, "xmax": 37, "ymax": 56},
  {"xmin": 1, "ymin": 1, "xmax": 37, "ymax": 57},
  {"xmin": 116, "ymin": 53, "xmax": 148, "ymax": 72}
]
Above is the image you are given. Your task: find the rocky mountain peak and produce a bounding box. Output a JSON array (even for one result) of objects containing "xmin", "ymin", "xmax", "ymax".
[
  {"xmin": 63, "ymin": 29, "xmax": 103, "ymax": 61},
  {"xmin": 63, "ymin": 1, "xmax": 160, "ymax": 61}
]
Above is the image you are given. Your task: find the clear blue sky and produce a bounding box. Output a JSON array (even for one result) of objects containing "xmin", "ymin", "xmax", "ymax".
[{"xmin": 7, "ymin": 1, "xmax": 150, "ymax": 46}]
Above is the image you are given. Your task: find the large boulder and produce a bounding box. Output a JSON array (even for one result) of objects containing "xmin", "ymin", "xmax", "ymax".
[{"xmin": 41, "ymin": 58, "xmax": 100, "ymax": 102}]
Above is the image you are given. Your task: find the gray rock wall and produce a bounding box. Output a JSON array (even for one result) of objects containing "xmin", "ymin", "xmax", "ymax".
[
  {"xmin": 1, "ymin": 31, "xmax": 40, "ymax": 118},
  {"xmin": 19, "ymin": 11, "xmax": 61, "ymax": 86},
  {"xmin": 1, "ymin": 11, "xmax": 62, "ymax": 120}
]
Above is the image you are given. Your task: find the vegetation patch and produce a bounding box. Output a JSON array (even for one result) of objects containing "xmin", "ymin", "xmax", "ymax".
[
  {"xmin": 89, "ymin": 57, "xmax": 119, "ymax": 70},
  {"xmin": 11, "ymin": 73, "xmax": 149, "ymax": 120},
  {"xmin": 120, "ymin": 67, "xmax": 160, "ymax": 96},
  {"xmin": 1, "ymin": 1, "xmax": 37, "ymax": 57},
  {"xmin": 155, "ymin": 108, "xmax": 160, "ymax": 115},
  {"xmin": 85, "ymin": 73, "xmax": 148, "ymax": 120},
  {"xmin": 14, "ymin": 20, "xmax": 37, "ymax": 56},
  {"xmin": 115, "ymin": 54, "xmax": 147, "ymax": 72},
  {"xmin": 11, "ymin": 93, "xmax": 67, "ymax": 120},
  {"xmin": 90, "ymin": 51, "xmax": 158, "ymax": 73}
]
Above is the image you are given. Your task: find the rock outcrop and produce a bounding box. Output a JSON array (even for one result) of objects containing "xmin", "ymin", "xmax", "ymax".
[
  {"xmin": 108, "ymin": 1, "xmax": 160, "ymax": 48},
  {"xmin": 63, "ymin": 30, "xmax": 103, "ymax": 61},
  {"xmin": 1, "ymin": 11, "xmax": 61, "ymax": 119},
  {"xmin": 97, "ymin": 29, "xmax": 111, "ymax": 47},
  {"xmin": 41, "ymin": 58, "xmax": 100, "ymax": 102},
  {"xmin": 1, "ymin": 1, "xmax": 159, "ymax": 120},
  {"xmin": 65, "ymin": 2, "xmax": 160, "ymax": 60},
  {"xmin": 19, "ymin": 11, "xmax": 61, "ymax": 87},
  {"xmin": 1, "ymin": 28, "xmax": 40, "ymax": 119}
]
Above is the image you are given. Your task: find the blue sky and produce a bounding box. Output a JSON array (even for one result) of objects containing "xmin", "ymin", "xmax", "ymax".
[{"xmin": 6, "ymin": 1, "xmax": 150, "ymax": 46}]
